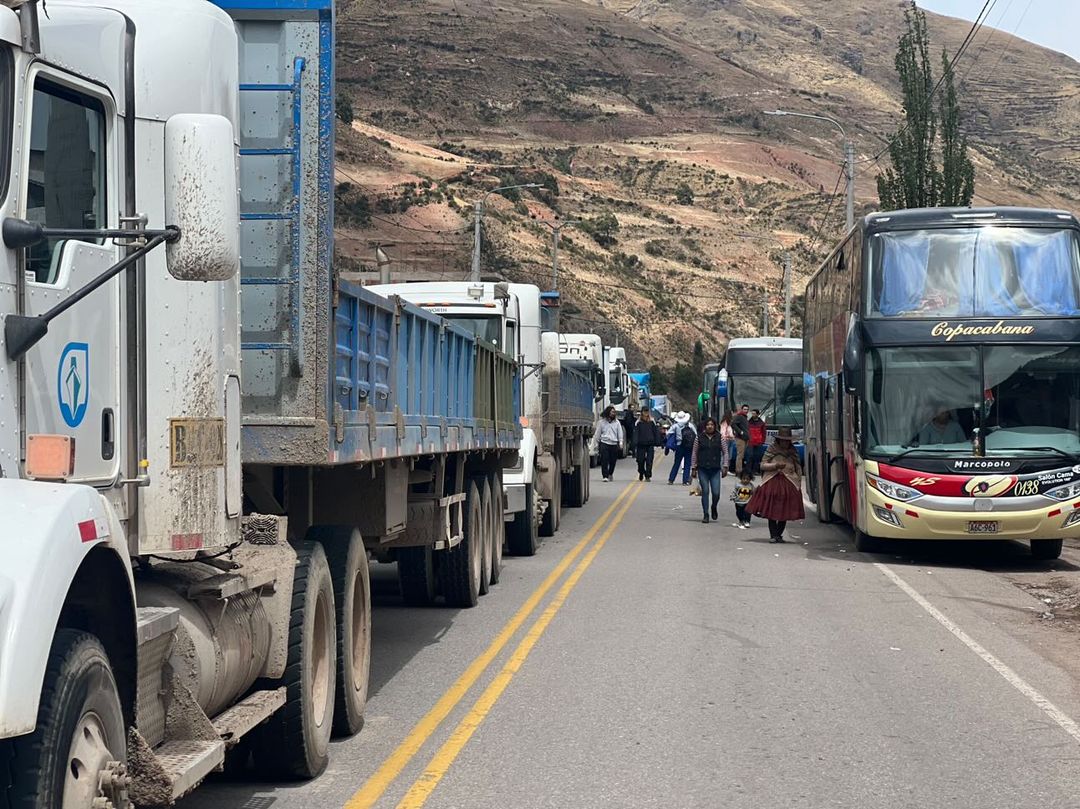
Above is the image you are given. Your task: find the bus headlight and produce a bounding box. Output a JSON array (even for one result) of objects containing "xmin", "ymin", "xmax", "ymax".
[
  {"xmin": 866, "ymin": 474, "xmax": 922, "ymax": 502},
  {"xmin": 1044, "ymin": 481, "xmax": 1080, "ymax": 502}
]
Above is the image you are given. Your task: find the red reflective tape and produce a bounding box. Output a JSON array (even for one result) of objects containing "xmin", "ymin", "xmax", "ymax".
[
  {"xmin": 1049, "ymin": 509, "xmax": 1062, "ymax": 518},
  {"xmin": 171, "ymin": 533, "xmax": 203, "ymax": 551},
  {"xmin": 77, "ymin": 520, "xmax": 97, "ymax": 542},
  {"xmin": 905, "ymin": 509, "xmax": 919, "ymax": 518}
]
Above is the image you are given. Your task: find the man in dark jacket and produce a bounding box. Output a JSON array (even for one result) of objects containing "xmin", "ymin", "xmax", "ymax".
[
  {"xmin": 731, "ymin": 403, "xmax": 750, "ymax": 474},
  {"xmin": 632, "ymin": 410, "xmax": 664, "ymax": 481}
]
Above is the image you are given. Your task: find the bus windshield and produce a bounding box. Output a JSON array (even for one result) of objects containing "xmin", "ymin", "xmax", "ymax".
[
  {"xmin": 864, "ymin": 345, "xmax": 1080, "ymax": 456},
  {"xmin": 869, "ymin": 226, "xmax": 1080, "ymax": 318},
  {"xmin": 729, "ymin": 374, "xmax": 804, "ymax": 428},
  {"xmin": 445, "ymin": 315, "xmax": 502, "ymax": 349}
]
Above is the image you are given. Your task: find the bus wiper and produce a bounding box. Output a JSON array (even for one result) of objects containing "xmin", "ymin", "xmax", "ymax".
[
  {"xmin": 998, "ymin": 446, "xmax": 1074, "ymax": 460},
  {"xmin": 886, "ymin": 447, "xmax": 957, "ymax": 464}
]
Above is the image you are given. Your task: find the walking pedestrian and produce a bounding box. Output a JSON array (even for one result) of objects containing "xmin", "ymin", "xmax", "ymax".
[
  {"xmin": 691, "ymin": 417, "xmax": 729, "ymax": 523},
  {"xmin": 667, "ymin": 411, "xmax": 696, "ymax": 485},
  {"xmin": 747, "ymin": 408, "xmax": 767, "ymax": 476},
  {"xmin": 719, "ymin": 410, "xmax": 736, "ymax": 473},
  {"xmin": 591, "ymin": 405, "xmax": 625, "ymax": 482},
  {"xmin": 732, "ymin": 403, "xmax": 750, "ymax": 474},
  {"xmin": 746, "ymin": 426, "xmax": 804, "ymax": 543},
  {"xmin": 632, "ymin": 409, "xmax": 663, "ymax": 481},
  {"xmin": 730, "ymin": 471, "xmax": 755, "ymax": 528}
]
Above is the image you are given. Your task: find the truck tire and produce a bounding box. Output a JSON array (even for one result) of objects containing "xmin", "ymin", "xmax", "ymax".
[
  {"xmin": 256, "ymin": 540, "xmax": 336, "ymax": 778},
  {"xmin": 441, "ymin": 481, "xmax": 482, "ymax": 608},
  {"xmin": 507, "ymin": 482, "xmax": 539, "ymax": 557},
  {"xmin": 540, "ymin": 459, "xmax": 561, "ymax": 537},
  {"xmin": 478, "ymin": 478, "xmax": 493, "ymax": 596},
  {"xmin": 397, "ymin": 546, "xmax": 436, "ymax": 606},
  {"xmin": 312, "ymin": 526, "xmax": 371, "ymax": 738},
  {"xmin": 565, "ymin": 463, "xmax": 586, "ymax": 508},
  {"xmin": 0, "ymin": 629, "xmax": 126, "ymax": 809},
  {"xmin": 488, "ymin": 472, "xmax": 504, "ymax": 585},
  {"xmin": 1032, "ymin": 538, "xmax": 1063, "ymax": 560}
]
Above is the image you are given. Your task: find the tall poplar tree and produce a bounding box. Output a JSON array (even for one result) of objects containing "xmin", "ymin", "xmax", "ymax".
[{"xmin": 877, "ymin": 2, "xmax": 975, "ymax": 210}]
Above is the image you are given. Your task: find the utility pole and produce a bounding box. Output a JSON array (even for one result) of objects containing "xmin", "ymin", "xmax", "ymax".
[
  {"xmin": 783, "ymin": 252, "xmax": 792, "ymax": 338},
  {"xmin": 762, "ymin": 285, "xmax": 769, "ymax": 337},
  {"xmin": 764, "ymin": 109, "xmax": 855, "ymax": 230},
  {"xmin": 470, "ymin": 200, "xmax": 483, "ymax": 282},
  {"xmin": 844, "ymin": 140, "xmax": 855, "ymax": 231},
  {"xmin": 469, "ymin": 182, "xmax": 542, "ymax": 282},
  {"xmin": 535, "ymin": 217, "xmax": 581, "ymax": 291}
]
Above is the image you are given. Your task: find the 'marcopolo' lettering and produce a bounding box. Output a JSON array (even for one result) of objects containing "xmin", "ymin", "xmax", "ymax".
[{"xmin": 931, "ymin": 321, "xmax": 1036, "ymax": 341}]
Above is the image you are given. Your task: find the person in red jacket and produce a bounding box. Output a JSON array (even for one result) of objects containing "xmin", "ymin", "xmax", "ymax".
[{"xmin": 747, "ymin": 409, "xmax": 767, "ymax": 476}]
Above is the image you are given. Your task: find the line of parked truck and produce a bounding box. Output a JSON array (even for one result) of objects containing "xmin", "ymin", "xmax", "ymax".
[{"xmin": 0, "ymin": 1, "xmax": 625, "ymax": 806}]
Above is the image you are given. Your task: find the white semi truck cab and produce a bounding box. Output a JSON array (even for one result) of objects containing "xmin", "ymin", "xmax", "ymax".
[
  {"xmin": 560, "ymin": 333, "xmax": 605, "ymax": 463},
  {"xmin": 371, "ymin": 281, "xmax": 598, "ymax": 551},
  {"xmin": 604, "ymin": 346, "xmax": 636, "ymax": 455}
]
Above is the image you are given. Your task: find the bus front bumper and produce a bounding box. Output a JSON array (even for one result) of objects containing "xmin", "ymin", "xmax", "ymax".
[{"xmin": 864, "ymin": 489, "xmax": 1080, "ymax": 540}]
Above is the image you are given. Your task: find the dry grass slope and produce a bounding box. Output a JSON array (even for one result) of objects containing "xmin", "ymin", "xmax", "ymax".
[{"xmin": 332, "ymin": 0, "xmax": 1079, "ymax": 382}]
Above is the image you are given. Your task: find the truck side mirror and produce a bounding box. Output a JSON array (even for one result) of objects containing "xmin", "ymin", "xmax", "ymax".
[
  {"xmin": 164, "ymin": 114, "xmax": 239, "ymax": 282},
  {"xmin": 842, "ymin": 315, "xmax": 862, "ymax": 395}
]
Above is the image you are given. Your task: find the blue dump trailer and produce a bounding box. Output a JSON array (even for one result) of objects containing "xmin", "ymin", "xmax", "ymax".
[{"xmin": 214, "ymin": 0, "xmax": 522, "ymax": 791}]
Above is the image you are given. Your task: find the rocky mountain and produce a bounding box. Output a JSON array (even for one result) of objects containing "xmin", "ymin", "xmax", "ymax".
[{"xmin": 332, "ymin": 0, "xmax": 1080, "ymax": 386}]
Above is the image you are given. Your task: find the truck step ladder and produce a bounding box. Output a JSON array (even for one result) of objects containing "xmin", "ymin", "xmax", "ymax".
[{"xmin": 238, "ymin": 56, "xmax": 306, "ymax": 376}]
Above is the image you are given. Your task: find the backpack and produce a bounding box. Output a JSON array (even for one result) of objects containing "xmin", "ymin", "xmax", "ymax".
[
  {"xmin": 748, "ymin": 420, "xmax": 766, "ymax": 446},
  {"xmin": 681, "ymin": 425, "xmax": 695, "ymax": 447}
]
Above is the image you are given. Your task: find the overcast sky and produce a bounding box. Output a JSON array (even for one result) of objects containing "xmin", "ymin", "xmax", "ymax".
[{"xmin": 918, "ymin": 1, "xmax": 1080, "ymax": 62}]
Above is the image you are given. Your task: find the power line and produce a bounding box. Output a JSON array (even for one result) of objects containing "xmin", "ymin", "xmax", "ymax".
[
  {"xmin": 864, "ymin": 0, "xmax": 997, "ymax": 166},
  {"xmin": 806, "ymin": 167, "xmax": 846, "ymax": 253}
]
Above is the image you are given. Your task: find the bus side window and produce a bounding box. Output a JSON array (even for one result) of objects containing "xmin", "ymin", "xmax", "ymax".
[
  {"xmin": 839, "ymin": 240, "xmax": 854, "ymax": 311},
  {"xmin": 850, "ymin": 229, "xmax": 863, "ymax": 316}
]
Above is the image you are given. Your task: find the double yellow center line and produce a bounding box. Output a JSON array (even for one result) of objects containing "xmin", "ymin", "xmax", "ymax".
[{"xmin": 347, "ymin": 480, "xmax": 644, "ymax": 809}]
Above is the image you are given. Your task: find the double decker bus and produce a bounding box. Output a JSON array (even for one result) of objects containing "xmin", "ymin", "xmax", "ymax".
[{"xmin": 804, "ymin": 207, "xmax": 1080, "ymax": 559}]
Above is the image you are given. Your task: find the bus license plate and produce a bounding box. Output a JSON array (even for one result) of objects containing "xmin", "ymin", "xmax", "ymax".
[{"xmin": 967, "ymin": 521, "xmax": 998, "ymax": 534}]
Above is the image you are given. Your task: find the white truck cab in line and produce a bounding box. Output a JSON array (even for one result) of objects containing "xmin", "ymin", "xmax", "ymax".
[{"xmin": 371, "ymin": 282, "xmax": 590, "ymax": 552}]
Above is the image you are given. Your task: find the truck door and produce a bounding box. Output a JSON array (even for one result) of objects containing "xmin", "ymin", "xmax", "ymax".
[{"xmin": 20, "ymin": 70, "xmax": 122, "ymax": 484}]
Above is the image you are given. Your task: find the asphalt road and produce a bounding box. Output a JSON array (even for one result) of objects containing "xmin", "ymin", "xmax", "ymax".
[{"xmin": 182, "ymin": 465, "xmax": 1080, "ymax": 809}]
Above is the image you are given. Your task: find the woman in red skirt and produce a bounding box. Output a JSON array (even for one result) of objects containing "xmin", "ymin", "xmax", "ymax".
[{"xmin": 747, "ymin": 426, "xmax": 805, "ymax": 543}]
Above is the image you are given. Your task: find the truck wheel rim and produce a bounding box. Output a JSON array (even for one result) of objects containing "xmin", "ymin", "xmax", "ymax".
[
  {"xmin": 312, "ymin": 589, "xmax": 332, "ymax": 726},
  {"xmin": 350, "ymin": 570, "xmax": 368, "ymax": 690},
  {"xmin": 63, "ymin": 712, "xmax": 113, "ymax": 808},
  {"xmin": 471, "ymin": 499, "xmax": 482, "ymax": 584}
]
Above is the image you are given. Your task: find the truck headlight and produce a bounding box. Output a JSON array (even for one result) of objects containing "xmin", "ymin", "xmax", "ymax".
[{"xmin": 866, "ymin": 474, "xmax": 922, "ymax": 502}]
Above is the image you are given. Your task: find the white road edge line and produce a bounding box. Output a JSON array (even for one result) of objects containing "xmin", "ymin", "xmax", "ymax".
[{"xmin": 875, "ymin": 562, "xmax": 1080, "ymax": 745}]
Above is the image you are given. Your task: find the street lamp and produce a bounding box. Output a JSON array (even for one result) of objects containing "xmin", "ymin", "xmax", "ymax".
[
  {"xmin": 534, "ymin": 217, "xmax": 582, "ymax": 291},
  {"xmin": 470, "ymin": 183, "xmax": 542, "ymax": 281},
  {"xmin": 764, "ymin": 109, "xmax": 854, "ymax": 231}
]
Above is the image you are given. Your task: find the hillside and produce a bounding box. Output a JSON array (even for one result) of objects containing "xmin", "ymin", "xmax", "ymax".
[{"xmin": 332, "ymin": 0, "xmax": 1080, "ymax": 382}]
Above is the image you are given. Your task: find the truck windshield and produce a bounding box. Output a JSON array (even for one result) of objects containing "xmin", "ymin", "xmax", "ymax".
[
  {"xmin": 445, "ymin": 316, "xmax": 501, "ymax": 349},
  {"xmin": 730, "ymin": 375, "xmax": 804, "ymax": 428},
  {"xmin": 869, "ymin": 226, "xmax": 1080, "ymax": 317},
  {"xmin": 609, "ymin": 370, "xmax": 624, "ymax": 403},
  {"xmin": 864, "ymin": 345, "xmax": 1080, "ymax": 457}
]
